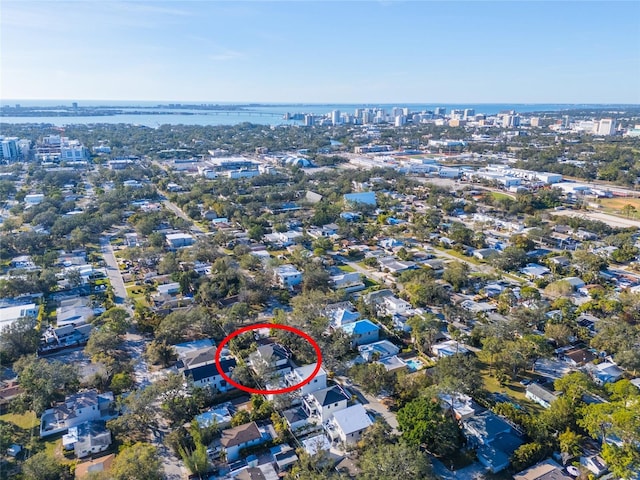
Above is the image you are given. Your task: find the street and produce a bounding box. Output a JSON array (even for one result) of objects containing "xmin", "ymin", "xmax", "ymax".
[{"xmin": 100, "ymin": 236, "xmax": 128, "ymax": 304}]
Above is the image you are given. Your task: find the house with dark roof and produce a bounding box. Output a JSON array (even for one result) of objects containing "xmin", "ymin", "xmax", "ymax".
[
  {"xmin": 283, "ymin": 406, "xmax": 309, "ymax": 431},
  {"xmin": 183, "ymin": 357, "xmax": 237, "ymax": 392},
  {"xmin": 220, "ymin": 421, "xmax": 269, "ymax": 461},
  {"xmin": 302, "ymin": 385, "xmax": 350, "ymax": 422},
  {"xmin": 250, "ymin": 343, "xmax": 292, "ymax": 375},
  {"xmin": 462, "ymin": 410, "xmax": 523, "ymax": 473},
  {"xmin": 526, "ymin": 384, "xmax": 559, "ymax": 409},
  {"xmin": 513, "ymin": 458, "xmax": 572, "ymax": 480}
]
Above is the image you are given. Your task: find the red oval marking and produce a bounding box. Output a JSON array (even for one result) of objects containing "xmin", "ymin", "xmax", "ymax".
[{"xmin": 215, "ymin": 323, "xmax": 323, "ymax": 395}]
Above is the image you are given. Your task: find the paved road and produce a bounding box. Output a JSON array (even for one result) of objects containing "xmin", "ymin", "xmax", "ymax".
[
  {"xmin": 100, "ymin": 236, "xmax": 128, "ymax": 304},
  {"xmin": 340, "ymin": 379, "xmax": 399, "ymax": 434},
  {"xmin": 161, "ymin": 199, "xmax": 204, "ymax": 235}
]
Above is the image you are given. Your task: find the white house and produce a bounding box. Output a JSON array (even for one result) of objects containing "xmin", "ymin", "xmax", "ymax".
[
  {"xmin": 587, "ymin": 362, "xmax": 624, "ymax": 386},
  {"xmin": 40, "ymin": 390, "xmax": 114, "ymax": 437},
  {"xmin": 285, "ymin": 363, "xmax": 327, "ymax": 396},
  {"xmin": 330, "ymin": 272, "xmax": 364, "ymax": 292},
  {"xmin": 283, "ymin": 406, "xmax": 309, "ymax": 431},
  {"xmin": 381, "ymin": 295, "xmax": 411, "ymax": 316},
  {"xmin": 325, "ymin": 404, "xmax": 372, "ymax": 445},
  {"xmin": 183, "ymin": 356, "xmax": 237, "ymax": 392},
  {"xmin": 432, "ymin": 340, "xmax": 469, "ymax": 357},
  {"xmin": 302, "ymin": 385, "xmax": 350, "ymax": 423},
  {"xmin": 62, "ymin": 421, "xmax": 111, "ymax": 458},
  {"xmin": 525, "ymin": 384, "xmax": 558, "ymax": 409},
  {"xmin": 339, "ymin": 319, "xmax": 380, "ymax": 346},
  {"xmin": 220, "ymin": 422, "xmax": 268, "ymax": 461},
  {"xmin": 156, "ymin": 282, "xmax": 180, "ymax": 296},
  {"xmin": 166, "ymin": 232, "xmax": 195, "ymax": 248},
  {"xmin": 358, "ymin": 340, "xmax": 399, "ymax": 362},
  {"xmin": 0, "ymin": 303, "xmax": 39, "ymax": 330},
  {"xmin": 275, "ymin": 264, "xmax": 303, "ymax": 288}
]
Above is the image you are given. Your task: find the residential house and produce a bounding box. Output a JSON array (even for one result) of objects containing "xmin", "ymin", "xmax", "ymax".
[
  {"xmin": 183, "ymin": 357, "xmax": 237, "ymax": 392},
  {"xmin": 274, "ymin": 264, "xmax": 303, "ymax": 288},
  {"xmin": 325, "ymin": 404, "xmax": 372, "ymax": 445},
  {"xmin": 331, "ymin": 272, "xmax": 365, "ymax": 293},
  {"xmin": 580, "ymin": 455, "xmax": 607, "ymax": 477},
  {"xmin": 283, "ymin": 406, "xmax": 309, "ymax": 431},
  {"xmin": 328, "ymin": 307, "xmax": 360, "ymax": 328},
  {"xmin": 513, "ymin": 459, "xmax": 572, "ymax": 480},
  {"xmin": 301, "ymin": 434, "xmax": 331, "ymax": 456},
  {"xmin": 156, "ymin": 282, "xmax": 180, "ymax": 296},
  {"xmin": 56, "ymin": 297, "xmax": 99, "ymax": 327},
  {"xmin": 251, "ymin": 343, "xmax": 291, "ymax": 375},
  {"xmin": 473, "ymin": 248, "xmax": 500, "ymax": 260},
  {"xmin": 220, "ymin": 422, "xmax": 269, "ymax": 462},
  {"xmin": 166, "ymin": 232, "xmax": 194, "ymax": 248},
  {"xmin": 563, "ymin": 348, "xmax": 598, "ymax": 367},
  {"xmin": 271, "ymin": 445, "xmax": 298, "ymax": 473},
  {"xmin": 378, "ymin": 256, "xmax": 416, "ymax": 274},
  {"xmin": 358, "ymin": 340, "xmax": 399, "ymax": 362},
  {"xmin": 439, "ymin": 394, "xmax": 477, "ymax": 421},
  {"xmin": 521, "ymin": 263, "xmax": 551, "ymax": 279},
  {"xmin": 381, "ymin": 295, "xmax": 411, "ymax": 316},
  {"xmin": 75, "ymin": 454, "xmax": 115, "ymax": 480},
  {"xmin": 10, "ymin": 255, "xmax": 36, "ymax": 269},
  {"xmin": 562, "ymin": 276, "xmax": 586, "ymax": 290},
  {"xmin": 587, "ymin": 362, "xmax": 624, "ymax": 386},
  {"xmin": 62, "ymin": 421, "xmax": 111, "ymax": 458},
  {"xmin": 463, "ymin": 410, "xmax": 523, "ymax": 473},
  {"xmin": 432, "ymin": 340, "xmax": 469, "ymax": 357},
  {"xmin": 303, "ymin": 385, "xmax": 350, "ymax": 422},
  {"xmin": 285, "ymin": 363, "xmax": 327, "ymax": 396},
  {"xmin": 526, "ymin": 384, "xmax": 559, "ymax": 409},
  {"xmin": 0, "ymin": 380, "xmax": 23, "ymax": 413},
  {"xmin": 195, "ymin": 403, "xmax": 234, "ymax": 430},
  {"xmin": 40, "ymin": 390, "xmax": 114, "ymax": 437},
  {"xmin": 339, "ymin": 319, "xmax": 380, "ymax": 346},
  {"xmin": 0, "ymin": 303, "xmax": 39, "ymax": 330}
]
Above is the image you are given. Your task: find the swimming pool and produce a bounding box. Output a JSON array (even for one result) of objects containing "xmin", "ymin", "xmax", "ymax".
[{"xmin": 406, "ymin": 359, "xmax": 423, "ymax": 371}]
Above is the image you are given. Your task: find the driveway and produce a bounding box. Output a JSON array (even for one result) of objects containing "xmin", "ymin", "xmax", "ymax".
[
  {"xmin": 432, "ymin": 458, "xmax": 488, "ymax": 480},
  {"xmin": 341, "ymin": 380, "xmax": 399, "ymax": 434},
  {"xmin": 100, "ymin": 236, "xmax": 128, "ymax": 304}
]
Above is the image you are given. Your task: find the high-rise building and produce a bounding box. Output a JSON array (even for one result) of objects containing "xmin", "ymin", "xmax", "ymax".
[
  {"xmin": 0, "ymin": 138, "xmax": 19, "ymax": 161},
  {"xmin": 394, "ymin": 115, "xmax": 406, "ymax": 127},
  {"xmin": 304, "ymin": 114, "xmax": 315, "ymax": 126},
  {"xmin": 596, "ymin": 118, "xmax": 616, "ymax": 136},
  {"xmin": 434, "ymin": 107, "xmax": 446, "ymax": 115},
  {"xmin": 463, "ymin": 108, "xmax": 475, "ymax": 120},
  {"xmin": 331, "ymin": 110, "xmax": 341, "ymax": 125},
  {"xmin": 530, "ymin": 117, "xmax": 540, "ymax": 127}
]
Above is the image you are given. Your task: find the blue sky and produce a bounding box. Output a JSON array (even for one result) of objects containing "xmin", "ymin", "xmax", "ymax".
[{"xmin": 2, "ymin": 1, "xmax": 639, "ymax": 103}]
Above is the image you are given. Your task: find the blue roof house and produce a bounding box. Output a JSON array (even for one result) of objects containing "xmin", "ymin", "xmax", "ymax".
[{"xmin": 340, "ymin": 319, "xmax": 380, "ymax": 346}]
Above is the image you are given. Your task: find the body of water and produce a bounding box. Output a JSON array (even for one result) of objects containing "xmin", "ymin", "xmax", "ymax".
[{"xmin": 1, "ymin": 101, "xmax": 635, "ymax": 127}]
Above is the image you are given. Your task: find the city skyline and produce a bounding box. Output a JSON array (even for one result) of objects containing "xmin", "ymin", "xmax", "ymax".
[{"xmin": 2, "ymin": 1, "xmax": 639, "ymax": 104}]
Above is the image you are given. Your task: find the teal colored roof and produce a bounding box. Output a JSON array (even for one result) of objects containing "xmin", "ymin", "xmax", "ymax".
[{"xmin": 340, "ymin": 319, "xmax": 380, "ymax": 335}]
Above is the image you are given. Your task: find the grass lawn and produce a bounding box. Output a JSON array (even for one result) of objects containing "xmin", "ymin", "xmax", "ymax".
[
  {"xmin": 434, "ymin": 247, "xmax": 482, "ymax": 265},
  {"xmin": 337, "ymin": 264, "xmax": 356, "ymax": 273},
  {"xmin": 0, "ymin": 411, "xmax": 38, "ymax": 429},
  {"xmin": 490, "ymin": 191, "xmax": 515, "ymax": 201},
  {"xmin": 598, "ymin": 197, "xmax": 640, "ymax": 219},
  {"xmin": 476, "ymin": 352, "xmax": 545, "ymax": 416}
]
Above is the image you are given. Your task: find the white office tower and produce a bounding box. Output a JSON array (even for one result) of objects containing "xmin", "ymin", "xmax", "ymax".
[
  {"xmin": 362, "ymin": 111, "xmax": 373, "ymax": 125},
  {"xmin": 596, "ymin": 118, "xmax": 616, "ymax": 136},
  {"xmin": 463, "ymin": 108, "xmax": 475, "ymax": 120},
  {"xmin": 395, "ymin": 115, "xmax": 406, "ymax": 127},
  {"xmin": 304, "ymin": 114, "xmax": 315, "ymax": 126},
  {"xmin": 331, "ymin": 110, "xmax": 341, "ymax": 125},
  {"xmin": 355, "ymin": 108, "xmax": 363, "ymax": 117},
  {"xmin": 392, "ymin": 107, "xmax": 403, "ymax": 118},
  {"xmin": 434, "ymin": 107, "xmax": 446, "ymax": 115},
  {"xmin": 0, "ymin": 138, "xmax": 19, "ymax": 161},
  {"xmin": 502, "ymin": 114, "xmax": 520, "ymax": 128},
  {"xmin": 403, "ymin": 107, "xmax": 410, "ymax": 116}
]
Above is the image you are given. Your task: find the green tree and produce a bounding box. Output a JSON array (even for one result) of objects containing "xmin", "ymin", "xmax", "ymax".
[
  {"xmin": 558, "ymin": 428, "xmax": 583, "ymax": 456},
  {"xmin": 110, "ymin": 442, "xmax": 163, "ymax": 480},
  {"xmin": 22, "ymin": 451, "xmax": 72, "ymax": 480},
  {"xmin": 396, "ymin": 396, "xmax": 461, "ymax": 456},
  {"xmin": 231, "ymin": 409, "xmax": 250, "ymax": 427},
  {"xmin": 358, "ymin": 440, "xmax": 436, "ymax": 480},
  {"xmin": 0, "ymin": 316, "xmax": 40, "ymax": 362},
  {"xmin": 510, "ymin": 442, "xmax": 547, "ymax": 471}
]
